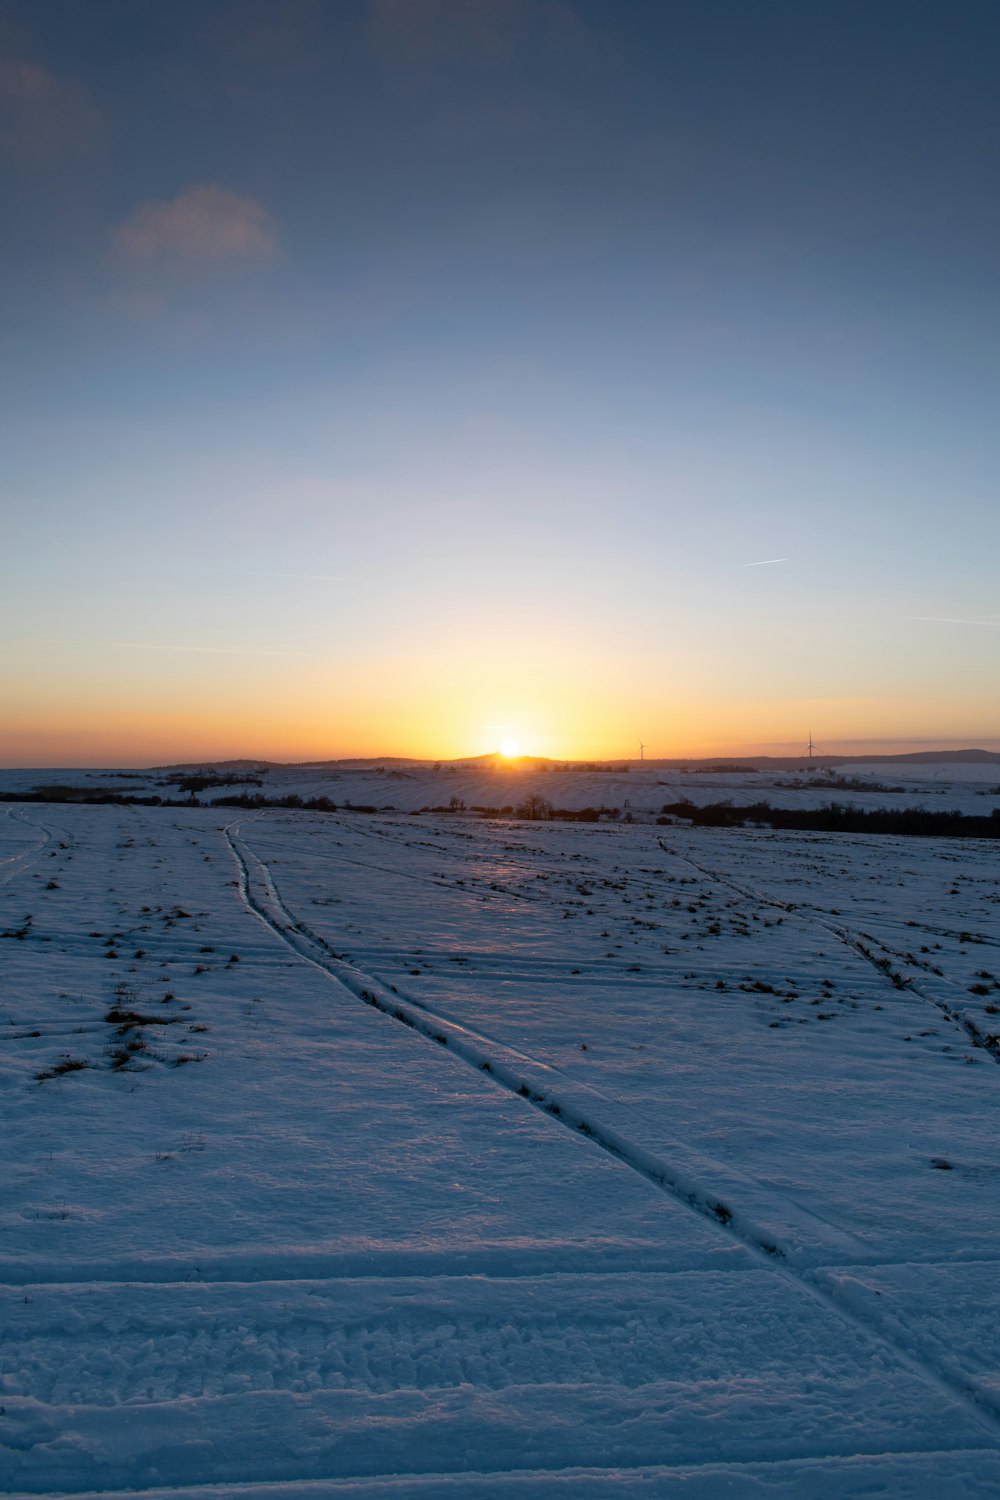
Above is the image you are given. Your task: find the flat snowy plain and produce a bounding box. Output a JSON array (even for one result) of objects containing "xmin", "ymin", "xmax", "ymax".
[{"xmin": 2, "ymin": 762, "xmax": 1000, "ymax": 1496}]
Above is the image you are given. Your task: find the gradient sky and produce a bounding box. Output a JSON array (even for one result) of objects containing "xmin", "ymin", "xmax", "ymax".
[{"xmin": 2, "ymin": 0, "xmax": 999, "ymax": 765}]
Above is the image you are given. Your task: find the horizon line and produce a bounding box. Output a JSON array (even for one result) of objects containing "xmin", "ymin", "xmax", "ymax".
[{"xmin": 3, "ymin": 739, "xmax": 1000, "ymax": 773}]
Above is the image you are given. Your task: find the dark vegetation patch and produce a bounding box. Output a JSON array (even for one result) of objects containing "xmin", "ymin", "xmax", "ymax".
[
  {"xmin": 661, "ymin": 800, "xmax": 1000, "ymax": 840},
  {"xmin": 36, "ymin": 1056, "xmax": 90, "ymax": 1082},
  {"xmin": 105, "ymin": 1005, "xmax": 179, "ymax": 1032},
  {"xmin": 693, "ymin": 764, "xmax": 759, "ymax": 774}
]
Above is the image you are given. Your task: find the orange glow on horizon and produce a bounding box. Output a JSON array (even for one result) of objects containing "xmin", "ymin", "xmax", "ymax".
[{"xmin": 2, "ymin": 639, "xmax": 998, "ymax": 767}]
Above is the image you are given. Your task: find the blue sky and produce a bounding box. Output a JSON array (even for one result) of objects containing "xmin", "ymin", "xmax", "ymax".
[{"xmin": 2, "ymin": 0, "xmax": 999, "ymax": 763}]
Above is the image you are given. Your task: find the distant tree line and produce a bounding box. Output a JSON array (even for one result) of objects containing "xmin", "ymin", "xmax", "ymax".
[
  {"xmin": 10, "ymin": 787, "xmax": 997, "ymax": 839},
  {"xmin": 660, "ymin": 799, "xmax": 1000, "ymax": 840},
  {"xmin": 692, "ymin": 764, "xmax": 759, "ymax": 774},
  {"xmin": 0, "ymin": 787, "xmax": 381, "ymax": 813},
  {"xmin": 3, "ymin": 786, "xmax": 175, "ymax": 806}
]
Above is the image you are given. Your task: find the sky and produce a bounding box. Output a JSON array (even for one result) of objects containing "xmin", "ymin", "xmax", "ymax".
[{"xmin": 2, "ymin": 0, "xmax": 999, "ymax": 766}]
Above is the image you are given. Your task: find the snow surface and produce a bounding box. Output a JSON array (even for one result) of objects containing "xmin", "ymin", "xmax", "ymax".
[
  {"xmin": 2, "ymin": 775, "xmax": 1000, "ymax": 1494},
  {"xmin": 4, "ymin": 757, "xmax": 999, "ymax": 818}
]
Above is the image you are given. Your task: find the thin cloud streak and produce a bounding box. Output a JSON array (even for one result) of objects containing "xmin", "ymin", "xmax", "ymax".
[
  {"xmin": 741, "ymin": 557, "xmax": 787, "ymax": 567},
  {"xmin": 123, "ymin": 643, "xmax": 304, "ymax": 657},
  {"xmin": 907, "ymin": 616, "xmax": 1000, "ymax": 629},
  {"xmin": 271, "ymin": 572, "xmax": 348, "ymax": 582}
]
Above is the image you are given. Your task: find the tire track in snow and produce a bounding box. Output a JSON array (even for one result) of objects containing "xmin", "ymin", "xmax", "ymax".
[
  {"xmin": 6, "ymin": 1271, "xmax": 858, "ymax": 1406},
  {"xmin": 224, "ymin": 816, "xmax": 1000, "ymax": 1443},
  {"xmin": 0, "ymin": 808, "xmax": 58, "ymax": 886},
  {"xmin": 226, "ymin": 822, "xmax": 612, "ymax": 1093},
  {"xmin": 672, "ymin": 843, "xmax": 1000, "ymax": 1065},
  {"xmin": 224, "ymin": 819, "xmax": 796, "ymax": 1254},
  {"xmin": 260, "ymin": 819, "xmax": 546, "ymax": 906}
]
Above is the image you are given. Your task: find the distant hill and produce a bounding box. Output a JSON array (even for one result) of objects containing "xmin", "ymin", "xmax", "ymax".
[
  {"xmin": 653, "ymin": 750, "xmax": 1000, "ymax": 770},
  {"xmin": 152, "ymin": 759, "xmax": 279, "ymax": 772},
  {"xmin": 152, "ymin": 749, "xmax": 1000, "ymax": 773},
  {"xmin": 694, "ymin": 750, "xmax": 1000, "ymax": 769},
  {"xmin": 153, "ymin": 756, "xmax": 429, "ymax": 772}
]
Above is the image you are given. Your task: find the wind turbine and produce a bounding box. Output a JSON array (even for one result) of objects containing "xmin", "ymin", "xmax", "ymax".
[
  {"xmin": 638, "ymin": 739, "xmax": 647, "ymax": 762},
  {"xmin": 806, "ymin": 730, "xmax": 820, "ymax": 760}
]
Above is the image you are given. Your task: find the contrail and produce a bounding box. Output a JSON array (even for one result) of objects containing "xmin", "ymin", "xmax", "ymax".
[{"xmin": 741, "ymin": 557, "xmax": 787, "ymax": 567}]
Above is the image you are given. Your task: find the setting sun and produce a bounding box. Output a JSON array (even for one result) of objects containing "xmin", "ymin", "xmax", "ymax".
[{"xmin": 499, "ymin": 738, "xmax": 520, "ymax": 758}]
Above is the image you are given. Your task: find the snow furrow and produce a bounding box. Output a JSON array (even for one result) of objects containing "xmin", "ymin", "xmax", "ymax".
[{"xmin": 7, "ymin": 1448, "xmax": 1000, "ymax": 1500}]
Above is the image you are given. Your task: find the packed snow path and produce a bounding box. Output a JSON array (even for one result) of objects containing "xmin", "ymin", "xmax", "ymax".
[{"xmin": 2, "ymin": 801, "xmax": 1000, "ymax": 1496}]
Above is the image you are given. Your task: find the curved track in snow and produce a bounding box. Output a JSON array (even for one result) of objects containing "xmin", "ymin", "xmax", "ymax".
[
  {"xmin": 672, "ymin": 844, "xmax": 1000, "ymax": 1065},
  {"xmin": 0, "ymin": 806, "xmax": 58, "ymax": 886},
  {"xmin": 224, "ymin": 814, "xmax": 1000, "ymax": 1444}
]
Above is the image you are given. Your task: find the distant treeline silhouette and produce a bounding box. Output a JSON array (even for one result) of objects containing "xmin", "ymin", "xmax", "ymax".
[
  {"xmin": 4, "ymin": 786, "xmax": 999, "ymax": 838},
  {"xmin": 660, "ymin": 799, "xmax": 1000, "ymax": 839},
  {"xmin": 0, "ymin": 787, "xmax": 376, "ymax": 813},
  {"xmin": 3, "ymin": 786, "xmax": 177, "ymax": 806},
  {"xmin": 692, "ymin": 764, "xmax": 759, "ymax": 774}
]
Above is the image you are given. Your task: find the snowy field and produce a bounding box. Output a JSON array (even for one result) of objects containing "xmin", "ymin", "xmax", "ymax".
[
  {"xmin": 3, "ymin": 756, "xmax": 1000, "ymax": 820},
  {"xmin": 3, "ymin": 771, "xmax": 1000, "ymax": 1495}
]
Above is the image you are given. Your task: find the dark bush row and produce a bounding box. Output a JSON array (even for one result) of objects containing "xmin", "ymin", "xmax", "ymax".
[
  {"xmin": 4, "ymin": 787, "xmax": 181, "ymax": 806},
  {"xmin": 693, "ymin": 764, "xmax": 759, "ymax": 774},
  {"xmin": 660, "ymin": 799, "xmax": 1000, "ymax": 839},
  {"xmin": 213, "ymin": 794, "xmax": 388, "ymax": 813},
  {"xmin": 0, "ymin": 789, "xmax": 385, "ymax": 814}
]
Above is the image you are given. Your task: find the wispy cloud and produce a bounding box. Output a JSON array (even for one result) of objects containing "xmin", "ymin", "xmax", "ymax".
[
  {"xmin": 123, "ymin": 643, "xmax": 302, "ymax": 658},
  {"xmin": 740, "ymin": 557, "xmax": 787, "ymax": 567},
  {"xmin": 0, "ymin": 58, "xmax": 102, "ymax": 166},
  {"xmin": 210, "ymin": 0, "xmax": 323, "ymax": 72},
  {"xmin": 907, "ymin": 615, "xmax": 1000, "ymax": 628},
  {"xmin": 272, "ymin": 572, "xmax": 348, "ymax": 583},
  {"xmin": 113, "ymin": 185, "xmax": 279, "ymax": 267},
  {"xmin": 365, "ymin": 0, "xmax": 592, "ymax": 68},
  {"xmin": 367, "ymin": 0, "xmax": 521, "ymax": 64}
]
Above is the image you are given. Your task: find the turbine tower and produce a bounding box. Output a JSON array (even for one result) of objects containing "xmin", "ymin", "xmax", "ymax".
[{"xmin": 638, "ymin": 739, "xmax": 647, "ymax": 762}]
